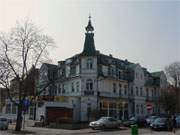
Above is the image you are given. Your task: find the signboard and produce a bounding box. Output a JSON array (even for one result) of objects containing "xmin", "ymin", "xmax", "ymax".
[
  {"xmin": 37, "ymin": 96, "xmax": 54, "ymax": 101},
  {"xmin": 147, "ymin": 103, "xmax": 153, "ymax": 111},
  {"xmin": 54, "ymin": 96, "xmax": 68, "ymax": 102}
]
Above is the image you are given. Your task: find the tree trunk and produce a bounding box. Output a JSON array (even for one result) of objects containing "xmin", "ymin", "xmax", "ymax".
[{"xmin": 15, "ymin": 103, "xmax": 23, "ymax": 131}]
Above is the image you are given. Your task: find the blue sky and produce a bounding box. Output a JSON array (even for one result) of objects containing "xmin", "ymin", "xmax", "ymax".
[{"xmin": 0, "ymin": 0, "xmax": 179, "ymax": 72}]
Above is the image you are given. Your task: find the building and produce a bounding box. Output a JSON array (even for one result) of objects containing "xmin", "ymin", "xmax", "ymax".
[
  {"xmin": 0, "ymin": 88, "xmax": 7, "ymax": 113},
  {"xmin": 2, "ymin": 66, "xmax": 39, "ymax": 121},
  {"xmin": 36, "ymin": 17, "xmax": 168, "ymax": 123}
]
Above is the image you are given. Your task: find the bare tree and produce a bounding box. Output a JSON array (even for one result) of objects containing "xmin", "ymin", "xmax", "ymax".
[
  {"xmin": 165, "ymin": 61, "xmax": 180, "ymax": 88},
  {"xmin": 159, "ymin": 86, "xmax": 177, "ymax": 115},
  {"xmin": 165, "ymin": 61, "xmax": 180, "ymax": 113},
  {"xmin": 0, "ymin": 20, "xmax": 54, "ymax": 131}
]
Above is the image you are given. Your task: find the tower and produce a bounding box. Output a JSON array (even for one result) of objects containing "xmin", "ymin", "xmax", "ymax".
[{"xmin": 81, "ymin": 16, "xmax": 96, "ymax": 56}]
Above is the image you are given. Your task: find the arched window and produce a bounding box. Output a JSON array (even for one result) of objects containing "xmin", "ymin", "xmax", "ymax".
[
  {"xmin": 86, "ymin": 79, "xmax": 93, "ymax": 90},
  {"xmin": 87, "ymin": 58, "xmax": 93, "ymax": 69}
]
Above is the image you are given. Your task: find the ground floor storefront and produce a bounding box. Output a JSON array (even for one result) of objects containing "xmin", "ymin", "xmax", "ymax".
[
  {"xmin": 99, "ymin": 98, "xmax": 129, "ymax": 120},
  {"xmin": 2, "ymin": 96, "xmax": 164, "ymax": 123}
]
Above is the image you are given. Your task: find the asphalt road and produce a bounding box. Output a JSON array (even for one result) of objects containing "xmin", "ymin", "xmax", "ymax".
[{"xmin": 0, "ymin": 125, "xmax": 180, "ymax": 135}]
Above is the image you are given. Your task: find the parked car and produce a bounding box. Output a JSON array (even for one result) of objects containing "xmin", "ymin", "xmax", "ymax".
[
  {"xmin": 89, "ymin": 117, "xmax": 121, "ymax": 130},
  {"xmin": 0, "ymin": 117, "xmax": 9, "ymax": 130},
  {"xmin": 176, "ymin": 115, "xmax": 180, "ymax": 128},
  {"xmin": 150, "ymin": 117, "xmax": 172, "ymax": 131},
  {"xmin": 123, "ymin": 116, "xmax": 146, "ymax": 127},
  {"xmin": 146, "ymin": 116, "xmax": 159, "ymax": 126}
]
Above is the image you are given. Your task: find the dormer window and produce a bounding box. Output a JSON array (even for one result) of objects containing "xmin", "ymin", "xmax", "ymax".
[{"xmin": 87, "ymin": 58, "xmax": 93, "ymax": 69}]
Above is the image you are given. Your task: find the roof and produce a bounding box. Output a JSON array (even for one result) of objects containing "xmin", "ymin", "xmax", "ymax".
[
  {"xmin": 43, "ymin": 63, "xmax": 58, "ymax": 70},
  {"xmin": 127, "ymin": 63, "xmax": 137, "ymax": 70},
  {"xmin": 151, "ymin": 71, "xmax": 162, "ymax": 78},
  {"xmin": 81, "ymin": 17, "xmax": 96, "ymax": 56},
  {"xmin": 81, "ymin": 33, "xmax": 96, "ymax": 56}
]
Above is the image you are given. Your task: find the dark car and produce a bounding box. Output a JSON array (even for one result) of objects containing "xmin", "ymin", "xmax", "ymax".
[
  {"xmin": 123, "ymin": 116, "xmax": 146, "ymax": 127},
  {"xmin": 0, "ymin": 117, "xmax": 9, "ymax": 130},
  {"xmin": 150, "ymin": 117, "xmax": 172, "ymax": 131},
  {"xmin": 146, "ymin": 116, "xmax": 159, "ymax": 126}
]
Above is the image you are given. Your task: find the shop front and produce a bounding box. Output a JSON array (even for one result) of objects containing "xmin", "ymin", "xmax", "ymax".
[{"xmin": 99, "ymin": 98, "xmax": 129, "ymax": 120}]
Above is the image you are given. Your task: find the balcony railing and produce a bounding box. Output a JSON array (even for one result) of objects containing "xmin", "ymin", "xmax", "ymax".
[{"xmin": 84, "ymin": 91, "xmax": 94, "ymax": 96}]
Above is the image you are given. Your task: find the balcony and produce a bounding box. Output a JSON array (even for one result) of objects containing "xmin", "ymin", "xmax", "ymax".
[
  {"xmin": 84, "ymin": 90, "xmax": 94, "ymax": 96},
  {"xmin": 99, "ymin": 91, "xmax": 119, "ymax": 98}
]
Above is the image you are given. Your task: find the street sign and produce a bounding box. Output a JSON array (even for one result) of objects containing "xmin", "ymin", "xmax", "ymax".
[{"xmin": 147, "ymin": 103, "xmax": 152, "ymax": 110}]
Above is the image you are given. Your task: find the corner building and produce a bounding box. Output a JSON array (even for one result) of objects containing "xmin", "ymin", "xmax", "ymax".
[{"xmin": 38, "ymin": 17, "xmax": 168, "ymax": 123}]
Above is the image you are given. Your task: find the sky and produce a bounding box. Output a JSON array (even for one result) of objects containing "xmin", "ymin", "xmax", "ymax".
[{"xmin": 0, "ymin": 0, "xmax": 179, "ymax": 72}]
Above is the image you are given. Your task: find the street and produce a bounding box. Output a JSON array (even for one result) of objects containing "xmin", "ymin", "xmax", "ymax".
[{"xmin": 0, "ymin": 125, "xmax": 180, "ymax": 135}]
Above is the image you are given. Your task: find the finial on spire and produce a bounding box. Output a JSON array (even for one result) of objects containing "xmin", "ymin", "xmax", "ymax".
[
  {"xmin": 86, "ymin": 15, "xmax": 94, "ymax": 33},
  {"xmin": 89, "ymin": 15, "xmax": 91, "ymax": 20}
]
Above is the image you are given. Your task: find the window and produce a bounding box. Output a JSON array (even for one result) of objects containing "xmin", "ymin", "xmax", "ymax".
[
  {"xmin": 29, "ymin": 107, "xmax": 34, "ymax": 120},
  {"xmin": 146, "ymin": 88, "xmax": 149, "ymax": 97},
  {"xmin": 86, "ymin": 79, "xmax": 93, "ymax": 90},
  {"xmin": 71, "ymin": 83, "xmax": 74, "ymax": 92},
  {"xmin": 136, "ymin": 72, "xmax": 138, "ymax": 79},
  {"xmin": 136, "ymin": 87, "xmax": 139, "ymax": 96},
  {"xmin": 70, "ymin": 66, "xmax": 76, "ymax": 75},
  {"xmin": 113, "ymin": 83, "xmax": 116, "ymax": 93},
  {"xmin": 141, "ymin": 74, "xmax": 143, "ymax": 80},
  {"xmin": 141, "ymin": 104, "xmax": 144, "ymax": 114},
  {"xmin": 58, "ymin": 84, "xmax": 61, "ymax": 94},
  {"xmin": 118, "ymin": 71, "xmax": 121, "ymax": 79},
  {"xmin": 6, "ymin": 104, "xmax": 11, "ymax": 114},
  {"xmin": 140, "ymin": 87, "xmax": 143, "ymax": 96},
  {"xmin": 12, "ymin": 105, "xmax": 17, "ymax": 114},
  {"xmin": 124, "ymin": 85, "xmax": 127, "ymax": 95},
  {"xmin": 136, "ymin": 104, "xmax": 139, "ymax": 114},
  {"xmin": 131, "ymin": 87, "xmax": 133, "ymax": 96},
  {"xmin": 87, "ymin": 58, "xmax": 93, "ymax": 69},
  {"xmin": 62, "ymin": 84, "xmax": 65, "ymax": 93},
  {"xmin": 119, "ymin": 84, "xmax": 122, "ymax": 96},
  {"xmin": 109, "ymin": 67, "xmax": 116, "ymax": 77},
  {"xmin": 76, "ymin": 82, "xmax": 79, "ymax": 92},
  {"xmin": 49, "ymin": 85, "xmax": 57, "ymax": 96}
]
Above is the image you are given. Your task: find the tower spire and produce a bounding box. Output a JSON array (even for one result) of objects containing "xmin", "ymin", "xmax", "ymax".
[
  {"xmin": 81, "ymin": 16, "xmax": 96, "ymax": 56},
  {"xmin": 85, "ymin": 15, "xmax": 94, "ymax": 33}
]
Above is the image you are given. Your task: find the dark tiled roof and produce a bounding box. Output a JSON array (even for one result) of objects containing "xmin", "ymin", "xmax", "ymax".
[
  {"xmin": 81, "ymin": 33, "xmax": 96, "ymax": 56},
  {"xmin": 151, "ymin": 71, "xmax": 162, "ymax": 78},
  {"xmin": 44, "ymin": 63, "xmax": 58, "ymax": 69}
]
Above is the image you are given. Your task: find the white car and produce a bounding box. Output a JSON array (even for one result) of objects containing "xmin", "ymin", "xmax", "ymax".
[
  {"xmin": 0, "ymin": 117, "xmax": 9, "ymax": 130},
  {"xmin": 89, "ymin": 117, "xmax": 121, "ymax": 129}
]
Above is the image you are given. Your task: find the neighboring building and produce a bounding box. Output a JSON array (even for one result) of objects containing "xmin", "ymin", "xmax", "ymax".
[
  {"xmin": 37, "ymin": 17, "xmax": 168, "ymax": 123},
  {"xmin": 0, "ymin": 88, "xmax": 7, "ymax": 113},
  {"xmin": 2, "ymin": 66, "xmax": 39, "ymax": 120}
]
